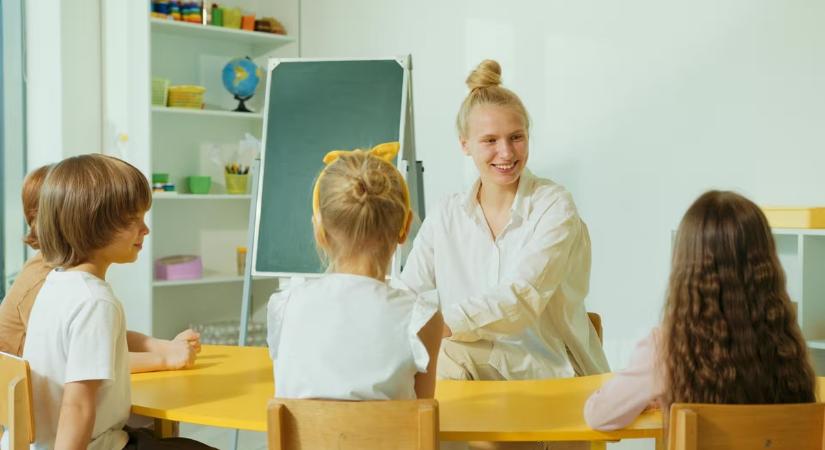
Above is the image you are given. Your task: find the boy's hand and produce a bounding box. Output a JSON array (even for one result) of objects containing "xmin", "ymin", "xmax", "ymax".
[
  {"xmin": 174, "ymin": 328, "xmax": 202, "ymax": 353},
  {"xmin": 162, "ymin": 339, "xmax": 197, "ymax": 370}
]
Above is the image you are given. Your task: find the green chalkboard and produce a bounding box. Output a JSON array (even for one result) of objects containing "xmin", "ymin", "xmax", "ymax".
[{"xmin": 253, "ymin": 59, "xmax": 407, "ymax": 275}]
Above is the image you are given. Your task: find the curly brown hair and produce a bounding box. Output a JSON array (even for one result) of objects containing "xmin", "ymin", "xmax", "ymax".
[{"xmin": 662, "ymin": 191, "xmax": 815, "ymax": 415}]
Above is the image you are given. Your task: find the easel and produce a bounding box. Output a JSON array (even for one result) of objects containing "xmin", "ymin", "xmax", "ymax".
[{"xmin": 233, "ymin": 55, "xmax": 424, "ymax": 449}]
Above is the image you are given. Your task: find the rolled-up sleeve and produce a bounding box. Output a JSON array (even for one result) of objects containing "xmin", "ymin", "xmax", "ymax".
[{"xmin": 584, "ymin": 330, "xmax": 663, "ymax": 430}]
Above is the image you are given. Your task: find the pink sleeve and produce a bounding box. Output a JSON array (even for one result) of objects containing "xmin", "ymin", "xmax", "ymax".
[{"xmin": 583, "ymin": 329, "xmax": 664, "ymax": 431}]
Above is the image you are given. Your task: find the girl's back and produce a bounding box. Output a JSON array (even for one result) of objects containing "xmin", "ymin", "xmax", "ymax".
[{"xmin": 268, "ymin": 274, "xmax": 438, "ymax": 400}]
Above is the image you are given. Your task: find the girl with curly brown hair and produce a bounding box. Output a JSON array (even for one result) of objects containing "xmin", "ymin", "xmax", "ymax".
[{"xmin": 584, "ymin": 190, "xmax": 816, "ymax": 431}]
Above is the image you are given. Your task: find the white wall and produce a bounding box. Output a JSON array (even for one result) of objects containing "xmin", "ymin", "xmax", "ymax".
[
  {"xmin": 300, "ymin": 0, "xmax": 825, "ymax": 369},
  {"xmin": 26, "ymin": 0, "xmax": 101, "ymax": 169}
]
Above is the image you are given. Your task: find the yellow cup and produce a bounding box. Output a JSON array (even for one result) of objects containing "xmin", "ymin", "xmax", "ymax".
[{"xmin": 225, "ymin": 173, "xmax": 249, "ymax": 194}]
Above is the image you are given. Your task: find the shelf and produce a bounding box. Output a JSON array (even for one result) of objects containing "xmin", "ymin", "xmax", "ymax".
[
  {"xmin": 153, "ymin": 271, "xmax": 267, "ymax": 287},
  {"xmin": 153, "ymin": 193, "xmax": 251, "ymax": 200},
  {"xmin": 152, "ymin": 106, "xmax": 263, "ymax": 120},
  {"xmin": 150, "ymin": 18, "xmax": 294, "ymax": 51},
  {"xmin": 807, "ymin": 340, "xmax": 825, "ymax": 350},
  {"xmin": 772, "ymin": 228, "xmax": 825, "ymax": 236}
]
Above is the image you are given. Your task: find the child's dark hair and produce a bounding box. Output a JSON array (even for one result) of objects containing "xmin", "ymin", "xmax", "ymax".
[{"xmin": 21, "ymin": 165, "xmax": 52, "ymax": 249}]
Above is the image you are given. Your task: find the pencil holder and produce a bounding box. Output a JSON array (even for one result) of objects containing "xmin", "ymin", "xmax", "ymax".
[{"xmin": 225, "ymin": 173, "xmax": 249, "ymax": 194}]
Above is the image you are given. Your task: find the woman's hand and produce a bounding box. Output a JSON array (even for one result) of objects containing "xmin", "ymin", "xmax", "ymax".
[{"xmin": 442, "ymin": 323, "xmax": 453, "ymax": 338}]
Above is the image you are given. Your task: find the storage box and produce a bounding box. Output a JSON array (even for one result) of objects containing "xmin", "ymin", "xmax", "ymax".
[
  {"xmin": 167, "ymin": 85, "xmax": 205, "ymax": 109},
  {"xmin": 761, "ymin": 207, "xmax": 825, "ymax": 229},
  {"xmin": 152, "ymin": 78, "xmax": 169, "ymax": 106},
  {"xmin": 155, "ymin": 255, "xmax": 203, "ymax": 280}
]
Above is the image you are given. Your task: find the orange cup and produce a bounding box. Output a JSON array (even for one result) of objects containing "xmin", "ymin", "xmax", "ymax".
[{"xmin": 241, "ymin": 15, "xmax": 255, "ymax": 31}]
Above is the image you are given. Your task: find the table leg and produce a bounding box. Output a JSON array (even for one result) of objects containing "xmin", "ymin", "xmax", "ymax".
[
  {"xmin": 152, "ymin": 419, "xmax": 179, "ymax": 438},
  {"xmin": 654, "ymin": 436, "xmax": 664, "ymax": 450}
]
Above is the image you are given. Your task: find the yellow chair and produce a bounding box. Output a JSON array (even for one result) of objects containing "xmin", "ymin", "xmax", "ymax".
[
  {"xmin": 587, "ymin": 312, "xmax": 603, "ymax": 343},
  {"xmin": 0, "ymin": 352, "xmax": 34, "ymax": 450},
  {"xmin": 267, "ymin": 398, "xmax": 438, "ymax": 450},
  {"xmin": 668, "ymin": 402, "xmax": 825, "ymax": 450}
]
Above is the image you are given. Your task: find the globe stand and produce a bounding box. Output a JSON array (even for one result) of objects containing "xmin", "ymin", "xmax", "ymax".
[{"xmin": 233, "ymin": 95, "xmax": 253, "ymax": 113}]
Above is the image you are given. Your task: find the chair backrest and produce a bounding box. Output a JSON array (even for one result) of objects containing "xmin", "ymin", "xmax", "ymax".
[
  {"xmin": 587, "ymin": 312, "xmax": 603, "ymax": 343},
  {"xmin": 0, "ymin": 352, "xmax": 35, "ymax": 450},
  {"xmin": 668, "ymin": 402, "xmax": 825, "ymax": 450},
  {"xmin": 267, "ymin": 398, "xmax": 438, "ymax": 450}
]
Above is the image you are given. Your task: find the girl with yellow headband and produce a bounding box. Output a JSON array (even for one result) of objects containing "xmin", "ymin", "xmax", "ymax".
[{"xmin": 266, "ymin": 144, "xmax": 444, "ymax": 401}]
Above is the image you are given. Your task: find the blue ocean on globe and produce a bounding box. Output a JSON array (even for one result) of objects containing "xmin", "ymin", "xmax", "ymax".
[{"xmin": 222, "ymin": 57, "xmax": 262, "ymax": 99}]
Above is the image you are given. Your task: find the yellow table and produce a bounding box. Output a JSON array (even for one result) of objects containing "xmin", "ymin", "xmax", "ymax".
[{"xmin": 131, "ymin": 345, "xmax": 663, "ymax": 448}]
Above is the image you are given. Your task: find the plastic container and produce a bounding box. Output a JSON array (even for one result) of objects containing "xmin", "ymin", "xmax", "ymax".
[
  {"xmin": 187, "ymin": 175, "xmax": 211, "ymax": 194},
  {"xmin": 167, "ymin": 85, "xmax": 205, "ymax": 109},
  {"xmin": 152, "ymin": 78, "xmax": 169, "ymax": 106},
  {"xmin": 761, "ymin": 207, "xmax": 825, "ymax": 229},
  {"xmin": 225, "ymin": 173, "xmax": 249, "ymax": 194},
  {"xmin": 152, "ymin": 173, "xmax": 169, "ymax": 184},
  {"xmin": 155, "ymin": 255, "xmax": 203, "ymax": 281}
]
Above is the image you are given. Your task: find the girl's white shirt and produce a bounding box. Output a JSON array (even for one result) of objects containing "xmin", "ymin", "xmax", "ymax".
[
  {"xmin": 401, "ymin": 169, "xmax": 609, "ymax": 379},
  {"xmin": 267, "ymin": 273, "xmax": 439, "ymax": 400}
]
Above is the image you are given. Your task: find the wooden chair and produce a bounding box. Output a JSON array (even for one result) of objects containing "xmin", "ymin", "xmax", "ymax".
[
  {"xmin": 267, "ymin": 398, "xmax": 438, "ymax": 450},
  {"xmin": 668, "ymin": 402, "xmax": 825, "ymax": 450},
  {"xmin": 0, "ymin": 352, "xmax": 35, "ymax": 450},
  {"xmin": 587, "ymin": 312, "xmax": 603, "ymax": 343}
]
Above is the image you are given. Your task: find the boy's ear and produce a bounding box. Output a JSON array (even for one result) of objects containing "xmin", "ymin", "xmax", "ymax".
[
  {"xmin": 398, "ymin": 211, "xmax": 413, "ymax": 245},
  {"xmin": 312, "ymin": 213, "xmax": 329, "ymax": 249}
]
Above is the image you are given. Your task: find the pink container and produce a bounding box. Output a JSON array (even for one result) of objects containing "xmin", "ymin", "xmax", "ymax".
[{"xmin": 155, "ymin": 255, "xmax": 203, "ymax": 281}]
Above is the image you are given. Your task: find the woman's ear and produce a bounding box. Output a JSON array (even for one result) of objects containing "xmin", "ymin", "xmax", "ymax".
[
  {"xmin": 460, "ymin": 138, "xmax": 470, "ymax": 156},
  {"xmin": 398, "ymin": 211, "xmax": 414, "ymax": 245}
]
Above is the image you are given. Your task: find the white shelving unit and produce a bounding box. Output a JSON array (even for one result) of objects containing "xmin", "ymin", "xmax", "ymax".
[
  {"xmin": 772, "ymin": 228, "xmax": 825, "ymax": 373},
  {"xmin": 103, "ymin": 1, "xmax": 298, "ymax": 339}
]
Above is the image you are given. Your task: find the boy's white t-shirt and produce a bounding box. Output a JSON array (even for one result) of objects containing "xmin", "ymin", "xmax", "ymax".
[
  {"xmin": 22, "ymin": 270, "xmax": 130, "ymax": 450},
  {"xmin": 267, "ymin": 273, "xmax": 439, "ymax": 400}
]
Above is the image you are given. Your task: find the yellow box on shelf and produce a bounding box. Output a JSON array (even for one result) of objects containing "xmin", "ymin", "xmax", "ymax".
[
  {"xmin": 167, "ymin": 85, "xmax": 205, "ymax": 109},
  {"xmin": 761, "ymin": 207, "xmax": 825, "ymax": 229}
]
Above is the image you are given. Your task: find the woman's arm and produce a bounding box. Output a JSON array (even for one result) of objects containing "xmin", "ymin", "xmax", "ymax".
[
  {"xmin": 414, "ymin": 311, "xmax": 444, "ymax": 399},
  {"xmin": 584, "ymin": 330, "xmax": 663, "ymax": 430},
  {"xmin": 400, "ymin": 213, "xmax": 437, "ymax": 293}
]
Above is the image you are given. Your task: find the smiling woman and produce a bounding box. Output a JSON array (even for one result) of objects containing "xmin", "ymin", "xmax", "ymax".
[
  {"xmin": 400, "ymin": 59, "xmax": 609, "ymax": 449},
  {"xmin": 401, "ymin": 59, "xmax": 609, "ymax": 380}
]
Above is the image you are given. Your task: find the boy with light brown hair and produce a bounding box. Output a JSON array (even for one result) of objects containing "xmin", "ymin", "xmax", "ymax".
[{"xmin": 22, "ymin": 154, "xmax": 213, "ymax": 450}]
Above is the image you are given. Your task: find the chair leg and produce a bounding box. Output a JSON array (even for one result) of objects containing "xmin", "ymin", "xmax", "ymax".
[{"xmin": 267, "ymin": 403, "xmax": 285, "ymax": 450}]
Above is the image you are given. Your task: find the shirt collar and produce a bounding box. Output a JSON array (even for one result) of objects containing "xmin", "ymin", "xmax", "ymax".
[{"xmin": 463, "ymin": 169, "xmax": 535, "ymax": 220}]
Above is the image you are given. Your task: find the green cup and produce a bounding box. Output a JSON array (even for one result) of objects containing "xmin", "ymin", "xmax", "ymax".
[{"xmin": 187, "ymin": 176, "xmax": 212, "ymax": 195}]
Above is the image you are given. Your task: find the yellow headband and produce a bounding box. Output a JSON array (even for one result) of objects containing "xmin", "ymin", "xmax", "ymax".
[{"xmin": 312, "ymin": 141, "xmax": 412, "ymax": 240}]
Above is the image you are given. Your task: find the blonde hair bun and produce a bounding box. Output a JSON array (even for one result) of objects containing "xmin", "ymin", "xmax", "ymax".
[{"xmin": 466, "ymin": 59, "xmax": 502, "ymax": 91}]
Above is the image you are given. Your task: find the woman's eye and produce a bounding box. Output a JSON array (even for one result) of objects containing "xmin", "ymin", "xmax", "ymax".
[{"xmin": 511, "ymin": 134, "xmax": 524, "ymax": 141}]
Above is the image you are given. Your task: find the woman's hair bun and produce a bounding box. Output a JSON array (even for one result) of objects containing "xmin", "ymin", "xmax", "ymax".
[{"xmin": 466, "ymin": 59, "xmax": 502, "ymax": 91}]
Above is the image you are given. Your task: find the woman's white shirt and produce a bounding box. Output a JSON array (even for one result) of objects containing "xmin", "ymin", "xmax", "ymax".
[
  {"xmin": 401, "ymin": 170, "xmax": 609, "ymax": 378},
  {"xmin": 267, "ymin": 273, "xmax": 439, "ymax": 400}
]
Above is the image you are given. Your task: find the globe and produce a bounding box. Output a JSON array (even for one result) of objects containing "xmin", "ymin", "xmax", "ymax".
[{"xmin": 222, "ymin": 57, "xmax": 263, "ymax": 112}]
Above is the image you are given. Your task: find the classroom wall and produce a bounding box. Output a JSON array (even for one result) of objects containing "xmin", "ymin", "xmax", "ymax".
[
  {"xmin": 299, "ymin": 0, "xmax": 825, "ymax": 374},
  {"xmin": 26, "ymin": 0, "xmax": 101, "ymax": 170}
]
